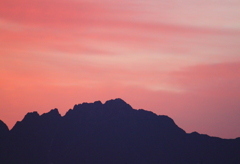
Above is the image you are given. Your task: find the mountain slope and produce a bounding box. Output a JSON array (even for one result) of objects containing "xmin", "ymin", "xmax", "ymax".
[{"xmin": 0, "ymin": 120, "xmax": 9, "ymax": 163}]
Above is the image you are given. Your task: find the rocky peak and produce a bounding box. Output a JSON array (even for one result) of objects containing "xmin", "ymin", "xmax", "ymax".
[
  {"xmin": 41, "ymin": 108, "xmax": 61, "ymax": 119},
  {"xmin": 22, "ymin": 111, "xmax": 40, "ymax": 122},
  {"xmin": 104, "ymin": 98, "xmax": 133, "ymax": 110}
]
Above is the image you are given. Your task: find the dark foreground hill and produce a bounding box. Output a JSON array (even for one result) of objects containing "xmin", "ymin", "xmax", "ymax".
[{"xmin": 1, "ymin": 98, "xmax": 240, "ymax": 164}]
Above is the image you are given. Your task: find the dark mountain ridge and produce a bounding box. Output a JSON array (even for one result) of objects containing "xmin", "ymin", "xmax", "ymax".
[{"xmin": 1, "ymin": 98, "xmax": 240, "ymax": 164}]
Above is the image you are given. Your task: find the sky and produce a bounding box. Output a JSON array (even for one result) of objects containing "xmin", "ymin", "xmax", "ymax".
[{"xmin": 0, "ymin": 0, "xmax": 240, "ymax": 138}]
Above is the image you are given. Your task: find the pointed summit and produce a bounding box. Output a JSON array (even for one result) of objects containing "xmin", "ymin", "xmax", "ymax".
[{"xmin": 41, "ymin": 108, "xmax": 61, "ymax": 118}]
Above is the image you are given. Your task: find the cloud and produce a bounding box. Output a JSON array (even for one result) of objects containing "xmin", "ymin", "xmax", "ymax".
[
  {"xmin": 1, "ymin": 0, "xmax": 240, "ymax": 138},
  {"xmin": 170, "ymin": 62, "xmax": 240, "ymax": 91},
  {"xmin": 1, "ymin": 0, "xmax": 239, "ymax": 57}
]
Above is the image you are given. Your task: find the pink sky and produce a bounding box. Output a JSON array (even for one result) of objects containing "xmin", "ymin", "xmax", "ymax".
[{"xmin": 1, "ymin": 0, "xmax": 240, "ymax": 138}]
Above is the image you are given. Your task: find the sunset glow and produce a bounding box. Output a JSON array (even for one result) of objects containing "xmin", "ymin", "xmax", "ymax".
[{"xmin": 1, "ymin": 0, "xmax": 240, "ymax": 138}]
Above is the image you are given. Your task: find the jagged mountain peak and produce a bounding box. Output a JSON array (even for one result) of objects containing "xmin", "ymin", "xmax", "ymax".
[
  {"xmin": 71, "ymin": 98, "xmax": 131, "ymax": 109},
  {"xmin": 22, "ymin": 111, "xmax": 39, "ymax": 122},
  {"xmin": 41, "ymin": 108, "xmax": 61, "ymax": 118},
  {"xmin": 73, "ymin": 100, "xmax": 103, "ymax": 109},
  {"xmin": 65, "ymin": 98, "xmax": 132, "ymax": 117},
  {"xmin": 11, "ymin": 111, "xmax": 40, "ymax": 132}
]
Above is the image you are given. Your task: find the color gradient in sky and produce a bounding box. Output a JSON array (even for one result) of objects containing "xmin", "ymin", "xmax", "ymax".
[{"xmin": 1, "ymin": 0, "xmax": 240, "ymax": 138}]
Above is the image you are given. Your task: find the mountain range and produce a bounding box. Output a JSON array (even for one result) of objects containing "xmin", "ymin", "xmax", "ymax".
[{"xmin": 0, "ymin": 98, "xmax": 240, "ymax": 164}]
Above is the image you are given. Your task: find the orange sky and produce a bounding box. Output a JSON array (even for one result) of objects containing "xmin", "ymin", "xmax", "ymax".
[{"xmin": 1, "ymin": 0, "xmax": 240, "ymax": 138}]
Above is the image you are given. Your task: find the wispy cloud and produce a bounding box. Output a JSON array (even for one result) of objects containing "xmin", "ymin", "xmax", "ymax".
[{"xmin": 0, "ymin": 0, "xmax": 240, "ymax": 138}]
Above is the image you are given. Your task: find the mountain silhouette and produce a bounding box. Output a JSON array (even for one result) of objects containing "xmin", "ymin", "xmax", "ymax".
[{"xmin": 1, "ymin": 98, "xmax": 240, "ymax": 164}]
